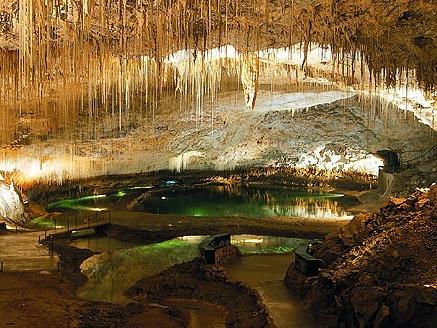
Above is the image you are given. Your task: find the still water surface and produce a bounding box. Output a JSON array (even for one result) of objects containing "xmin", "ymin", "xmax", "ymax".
[{"xmin": 77, "ymin": 235, "xmax": 309, "ymax": 303}]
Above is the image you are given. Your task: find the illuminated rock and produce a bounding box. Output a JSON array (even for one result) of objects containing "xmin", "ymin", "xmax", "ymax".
[
  {"xmin": 169, "ymin": 151, "xmax": 204, "ymax": 172},
  {"xmin": 0, "ymin": 178, "xmax": 26, "ymax": 224},
  {"xmin": 241, "ymin": 53, "xmax": 259, "ymax": 109}
]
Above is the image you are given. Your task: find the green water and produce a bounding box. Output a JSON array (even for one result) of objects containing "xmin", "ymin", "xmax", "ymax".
[
  {"xmin": 77, "ymin": 235, "xmax": 309, "ymax": 304},
  {"xmin": 46, "ymin": 186, "xmax": 153, "ymax": 212},
  {"xmin": 78, "ymin": 237, "xmax": 202, "ymax": 303},
  {"xmin": 137, "ymin": 184, "xmax": 356, "ymax": 218},
  {"xmin": 35, "ymin": 186, "xmax": 153, "ymax": 229},
  {"xmin": 44, "ymin": 184, "xmax": 356, "ymax": 223},
  {"xmin": 30, "ymin": 216, "xmax": 62, "ymax": 229},
  {"xmin": 231, "ymin": 235, "xmax": 309, "ymax": 254}
]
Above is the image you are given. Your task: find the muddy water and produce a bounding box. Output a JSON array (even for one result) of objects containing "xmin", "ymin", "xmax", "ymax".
[
  {"xmin": 70, "ymin": 235, "xmax": 141, "ymax": 253},
  {"xmin": 226, "ymin": 253, "xmax": 320, "ymax": 328}
]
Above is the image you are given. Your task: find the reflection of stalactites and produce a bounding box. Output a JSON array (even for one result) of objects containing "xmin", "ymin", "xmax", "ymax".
[{"xmin": 240, "ymin": 53, "xmax": 259, "ymax": 110}]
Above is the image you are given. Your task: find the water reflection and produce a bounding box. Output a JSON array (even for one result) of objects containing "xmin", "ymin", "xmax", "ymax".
[
  {"xmin": 71, "ymin": 236, "xmax": 141, "ymax": 253},
  {"xmin": 46, "ymin": 186, "xmax": 153, "ymax": 213},
  {"xmin": 78, "ymin": 237, "xmax": 200, "ymax": 303},
  {"xmin": 137, "ymin": 184, "xmax": 356, "ymax": 219},
  {"xmin": 78, "ymin": 235, "xmax": 309, "ymax": 303},
  {"xmin": 231, "ymin": 235, "xmax": 309, "ymax": 254}
]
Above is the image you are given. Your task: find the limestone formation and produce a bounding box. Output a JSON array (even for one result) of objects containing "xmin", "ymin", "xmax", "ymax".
[{"xmin": 285, "ymin": 185, "xmax": 437, "ymax": 327}]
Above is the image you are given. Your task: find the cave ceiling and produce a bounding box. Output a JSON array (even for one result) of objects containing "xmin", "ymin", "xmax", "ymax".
[{"xmin": 0, "ymin": 0, "xmax": 435, "ymax": 92}]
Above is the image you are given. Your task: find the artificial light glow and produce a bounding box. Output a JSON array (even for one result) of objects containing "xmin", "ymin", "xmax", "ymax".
[
  {"xmin": 176, "ymin": 236, "xmax": 207, "ymax": 242},
  {"xmin": 369, "ymin": 85, "xmax": 436, "ymax": 130},
  {"xmin": 240, "ymin": 238, "xmax": 264, "ymax": 244},
  {"xmin": 47, "ymin": 194, "xmax": 108, "ymax": 212},
  {"xmin": 115, "ymin": 191, "xmax": 127, "ymax": 197},
  {"xmin": 87, "ymin": 207, "xmax": 108, "ymax": 212},
  {"xmin": 127, "ymin": 186, "xmax": 154, "ymax": 190},
  {"xmin": 295, "ymin": 145, "xmax": 384, "ymax": 177},
  {"xmin": 169, "ymin": 151, "xmax": 204, "ymax": 172}
]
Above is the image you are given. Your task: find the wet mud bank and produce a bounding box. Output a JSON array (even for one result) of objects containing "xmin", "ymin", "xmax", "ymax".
[
  {"xmin": 127, "ymin": 258, "xmax": 276, "ymax": 328},
  {"xmin": 0, "ymin": 237, "xmax": 189, "ymax": 328}
]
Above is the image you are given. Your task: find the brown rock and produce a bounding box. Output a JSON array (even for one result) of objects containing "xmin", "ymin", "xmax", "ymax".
[
  {"xmin": 389, "ymin": 197, "xmax": 407, "ymax": 206},
  {"xmin": 403, "ymin": 285, "xmax": 437, "ymax": 306},
  {"xmin": 350, "ymin": 288, "xmax": 384, "ymax": 327},
  {"xmin": 428, "ymin": 185, "xmax": 437, "ymax": 202},
  {"xmin": 284, "ymin": 186, "xmax": 437, "ymax": 327},
  {"xmin": 415, "ymin": 198, "xmax": 429, "ymax": 209},
  {"xmin": 373, "ymin": 305, "xmax": 390, "ymax": 327}
]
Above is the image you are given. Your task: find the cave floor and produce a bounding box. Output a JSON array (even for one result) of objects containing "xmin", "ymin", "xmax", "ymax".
[
  {"xmin": 0, "ymin": 211, "xmax": 348, "ymax": 327},
  {"xmin": 0, "ymin": 231, "xmax": 58, "ymax": 271},
  {"xmin": 0, "ymin": 271, "xmax": 186, "ymax": 328},
  {"xmin": 164, "ymin": 299, "xmax": 227, "ymax": 328}
]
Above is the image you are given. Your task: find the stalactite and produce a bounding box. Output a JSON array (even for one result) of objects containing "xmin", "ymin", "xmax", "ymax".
[
  {"xmin": 0, "ymin": 0, "xmax": 434, "ymax": 184},
  {"xmin": 240, "ymin": 52, "xmax": 259, "ymax": 109},
  {"xmin": 0, "ymin": 0, "xmax": 434, "ymax": 114}
]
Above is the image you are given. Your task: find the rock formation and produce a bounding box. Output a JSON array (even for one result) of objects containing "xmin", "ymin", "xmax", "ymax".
[
  {"xmin": 285, "ymin": 184, "xmax": 437, "ymax": 327},
  {"xmin": 127, "ymin": 258, "xmax": 275, "ymax": 328},
  {"xmin": 0, "ymin": 174, "xmax": 27, "ymax": 225}
]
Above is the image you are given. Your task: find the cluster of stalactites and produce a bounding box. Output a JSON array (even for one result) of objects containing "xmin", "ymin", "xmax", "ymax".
[{"xmin": 0, "ymin": 0, "xmax": 434, "ymax": 119}]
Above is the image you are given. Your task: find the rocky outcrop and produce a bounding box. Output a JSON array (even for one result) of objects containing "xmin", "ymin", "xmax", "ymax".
[
  {"xmin": 285, "ymin": 185, "xmax": 437, "ymax": 327},
  {"xmin": 213, "ymin": 245, "xmax": 242, "ymax": 265},
  {"xmin": 127, "ymin": 258, "xmax": 275, "ymax": 328},
  {"xmin": 0, "ymin": 179, "xmax": 28, "ymax": 225}
]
